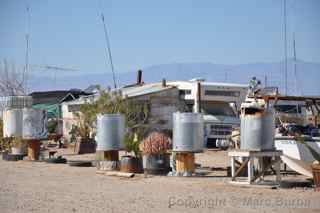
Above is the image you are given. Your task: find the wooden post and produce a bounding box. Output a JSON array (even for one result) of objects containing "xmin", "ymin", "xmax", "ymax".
[
  {"xmin": 175, "ymin": 152, "xmax": 195, "ymax": 174},
  {"xmin": 96, "ymin": 150, "xmax": 119, "ymax": 161},
  {"xmin": 248, "ymin": 157, "xmax": 254, "ymax": 183},
  {"xmin": 231, "ymin": 156, "xmax": 235, "ymax": 179},
  {"xmin": 27, "ymin": 139, "xmax": 40, "ymax": 161}
]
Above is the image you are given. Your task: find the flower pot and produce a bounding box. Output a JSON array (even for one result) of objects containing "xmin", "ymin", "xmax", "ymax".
[
  {"xmin": 120, "ymin": 155, "xmax": 142, "ymax": 173},
  {"xmin": 312, "ymin": 164, "xmax": 320, "ymax": 191},
  {"xmin": 74, "ymin": 137, "xmax": 96, "ymax": 154},
  {"xmin": 143, "ymin": 154, "xmax": 170, "ymax": 175}
]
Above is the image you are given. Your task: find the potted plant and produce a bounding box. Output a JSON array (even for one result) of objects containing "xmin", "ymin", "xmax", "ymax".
[
  {"xmin": 296, "ymin": 135, "xmax": 320, "ymax": 191},
  {"xmin": 139, "ymin": 131, "xmax": 172, "ymax": 175},
  {"xmin": 73, "ymin": 112, "xmax": 96, "ymax": 154},
  {"xmin": 0, "ymin": 119, "xmax": 10, "ymax": 157},
  {"xmin": 120, "ymin": 132, "xmax": 143, "ymax": 173}
]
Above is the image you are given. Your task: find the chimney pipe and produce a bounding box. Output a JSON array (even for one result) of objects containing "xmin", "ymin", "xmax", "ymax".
[
  {"xmin": 137, "ymin": 70, "xmax": 142, "ymax": 85},
  {"xmin": 194, "ymin": 81, "xmax": 201, "ymax": 113},
  {"xmin": 162, "ymin": 78, "xmax": 166, "ymax": 87}
]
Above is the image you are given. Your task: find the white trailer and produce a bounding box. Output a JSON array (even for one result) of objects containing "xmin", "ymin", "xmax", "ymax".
[{"xmin": 168, "ymin": 80, "xmax": 248, "ymax": 148}]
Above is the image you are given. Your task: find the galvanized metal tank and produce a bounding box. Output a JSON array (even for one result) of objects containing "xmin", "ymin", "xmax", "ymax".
[
  {"xmin": 96, "ymin": 114, "xmax": 125, "ymax": 151},
  {"xmin": 240, "ymin": 109, "xmax": 275, "ymax": 150},
  {"xmin": 173, "ymin": 112, "xmax": 204, "ymax": 152},
  {"xmin": 22, "ymin": 108, "xmax": 48, "ymax": 140},
  {"xmin": 3, "ymin": 109, "xmax": 23, "ymax": 137},
  {"xmin": 2, "ymin": 96, "xmax": 33, "ymax": 109}
]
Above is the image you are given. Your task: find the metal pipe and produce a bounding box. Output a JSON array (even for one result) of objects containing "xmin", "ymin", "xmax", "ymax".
[{"xmin": 137, "ymin": 70, "xmax": 142, "ymax": 85}]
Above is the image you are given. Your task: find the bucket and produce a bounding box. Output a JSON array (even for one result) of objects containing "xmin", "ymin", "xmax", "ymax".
[
  {"xmin": 312, "ymin": 164, "xmax": 320, "ymax": 191},
  {"xmin": 120, "ymin": 156, "xmax": 142, "ymax": 173}
]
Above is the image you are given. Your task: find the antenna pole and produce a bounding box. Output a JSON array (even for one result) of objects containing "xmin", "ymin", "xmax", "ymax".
[
  {"xmin": 293, "ymin": 32, "xmax": 299, "ymax": 95},
  {"xmin": 264, "ymin": 75, "xmax": 267, "ymax": 87},
  {"xmin": 283, "ymin": 0, "xmax": 288, "ymax": 95},
  {"xmin": 101, "ymin": 14, "xmax": 117, "ymax": 89},
  {"xmin": 24, "ymin": 3, "xmax": 30, "ymax": 94}
]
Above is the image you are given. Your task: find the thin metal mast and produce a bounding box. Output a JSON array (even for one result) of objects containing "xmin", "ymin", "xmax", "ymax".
[
  {"xmin": 283, "ymin": 0, "xmax": 288, "ymax": 95},
  {"xmin": 24, "ymin": 3, "xmax": 30, "ymax": 94},
  {"xmin": 101, "ymin": 13, "xmax": 117, "ymax": 89},
  {"xmin": 293, "ymin": 32, "xmax": 299, "ymax": 95},
  {"xmin": 292, "ymin": 0, "xmax": 300, "ymax": 95}
]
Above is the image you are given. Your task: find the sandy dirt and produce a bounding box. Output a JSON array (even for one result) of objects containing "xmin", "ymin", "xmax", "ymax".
[{"xmin": 0, "ymin": 149, "xmax": 319, "ymax": 213}]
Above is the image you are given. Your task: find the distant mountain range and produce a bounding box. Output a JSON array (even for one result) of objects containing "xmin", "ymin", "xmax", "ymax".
[{"xmin": 29, "ymin": 59, "xmax": 320, "ymax": 95}]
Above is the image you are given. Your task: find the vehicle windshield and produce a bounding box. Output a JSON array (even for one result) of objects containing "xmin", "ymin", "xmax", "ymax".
[
  {"xmin": 274, "ymin": 105, "xmax": 302, "ymax": 114},
  {"xmin": 201, "ymin": 102, "xmax": 236, "ymax": 116}
]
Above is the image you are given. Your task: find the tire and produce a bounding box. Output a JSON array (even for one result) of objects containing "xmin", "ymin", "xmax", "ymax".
[
  {"xmin": 68, "ymin": 160, "xmax": 93, "ymax": 167},
  {"xmin": 45, "ymin": 157, "xmax": 67, "ymax": 164}
]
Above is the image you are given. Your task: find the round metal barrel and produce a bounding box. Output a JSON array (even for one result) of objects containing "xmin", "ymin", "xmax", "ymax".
[
  {"xmin": 173, "ymin": 112, "xmax": 204, "ymax": 152},
  {"xmin": 22, "ymin": 108, "xmax": 48, "ymax": 140},
  {"xmin": 2, "ymin": 96, "xmax": 33, "ymax": 109},
  {"xmin": 240, "ymin": 109, "xmax": 274, "ymax": 150},
  {"xmin": 120, "ymin": 156, "xmax": 142, "ymax": 173},
  {"xmin": 3, "ymin": 109, "xmax": 23, "ymax": 137},
  {"xmin": 96, "ymin": 114, "xmax": 125, "ymax": 151},
  {"xmin": 142, "ymin": 154, "xmax": 170, "ymax": 175}
]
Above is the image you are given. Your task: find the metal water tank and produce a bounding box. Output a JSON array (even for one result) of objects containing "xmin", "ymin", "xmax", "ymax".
[
  {"xmin": 261, "ymin": 110, "xmax": 275, "ymax": 150},
  {"xmin": 3, "ymin": 109, "xmax": 23, "ymax": 137},
  {"xmin": 240, "ymin": 109, "xmax": 274, "ymax": 150},
  {"xmin": 2, "ymin": 96, "xmax": 33, "ymax": 109},
  {"xmin": 96, "ymin": 114, "xmax": 125, "ymax": 151},
  {"xmin": 173, "ymin": 112, "xmax": 204, "ymax": 152},
  {"xmin": 22, "ymin": 108, "xmax": 48, "ymax": 140}
]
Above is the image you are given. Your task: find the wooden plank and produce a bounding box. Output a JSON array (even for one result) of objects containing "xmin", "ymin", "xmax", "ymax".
[
  {"xmin": 96, "ymin": 170, "xmax": 135, "ymax": 178},
  {"xmin": 233, "ymin": 158, "xmax": 249, "ymax": 180},
  {"xmin": 228, "ymin": 150, "xmax": 282, "ymax": 157}
]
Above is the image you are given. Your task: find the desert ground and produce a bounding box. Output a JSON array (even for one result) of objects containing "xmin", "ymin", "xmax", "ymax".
[{"xmin": 0, "ymin": 149, "xmax": 319, "ymax": 213}]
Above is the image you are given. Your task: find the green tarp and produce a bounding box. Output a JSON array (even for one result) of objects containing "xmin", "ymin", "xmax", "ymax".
[{"xmin": 32, "ymin": 104, "xmax": 61, "ymax": 119}]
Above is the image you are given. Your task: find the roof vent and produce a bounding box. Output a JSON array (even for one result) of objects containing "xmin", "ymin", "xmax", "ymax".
[{"xmin": 189, "ymin": 78, "xmax": 205, "ymax": 82}]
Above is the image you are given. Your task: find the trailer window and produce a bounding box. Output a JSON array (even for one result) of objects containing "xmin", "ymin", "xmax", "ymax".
[
  {"xmin": 202, "ymin": 102, "xmax": 236, "ymax": 116},
  {"xmin": 205, "ymin": 90, "xmax": 240, "ymax": 97},
  {"xmin": 179, "ymin": 90, "xmax": 191, "ymax": 96}
]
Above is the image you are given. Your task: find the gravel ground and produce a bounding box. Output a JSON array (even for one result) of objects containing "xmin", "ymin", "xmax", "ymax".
[{"xmin": 0, "ymin": 149, "xmax": 319, "ymax": 213}]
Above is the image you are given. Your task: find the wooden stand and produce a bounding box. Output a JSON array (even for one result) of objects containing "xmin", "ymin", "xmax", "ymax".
[
  {"xmin": 96, "ymin": 150, "xmax": 120, "ymax": 171},
  {"xmin": 96, "ymin": 150, "xmax": 119, "ymax": 161},
  {"xmin": 27, "ymin": 139, "xmax": 41, "ymax": 161},
  {"xmin": 228, "ymin": 150, "xmax": 282, "ymax": 185},
  {"xmin": 175, "ymin": 152, "xmax": 195, "ymax": 174}
]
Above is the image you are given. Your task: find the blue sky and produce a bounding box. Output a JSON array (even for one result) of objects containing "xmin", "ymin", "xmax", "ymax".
[{"xmin": 1, "ymin": 0, "xmax": 320, "ymax": 74}]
